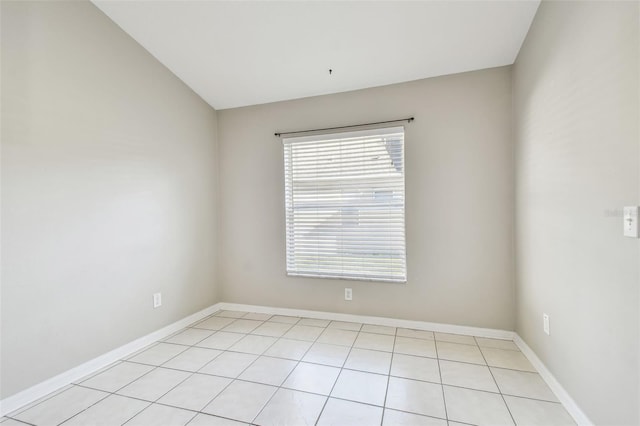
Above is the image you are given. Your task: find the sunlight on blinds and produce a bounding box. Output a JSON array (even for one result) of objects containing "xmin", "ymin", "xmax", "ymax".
[{"xmin": 283, "ymin": 126, "xmax": 406, "ymax": 283}]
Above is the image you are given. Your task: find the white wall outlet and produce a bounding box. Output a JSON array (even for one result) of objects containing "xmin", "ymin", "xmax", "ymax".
[
  {"xmin": 344, "ymin": 288, "xmax": 352, "ymax": 301},
  {"xmin": 153, "ymin": 293, "xmax": 162, "ymax": 308},
  {"xmin": 543, "ymin": 313, "xmax": 550, "ymax": 335},
  {"xmin": 623, "ymin": 206, "xmax": 639, "ymax": 238}
]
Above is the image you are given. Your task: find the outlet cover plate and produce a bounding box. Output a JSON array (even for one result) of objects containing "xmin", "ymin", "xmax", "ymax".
[
  {"xmin": 623, "ymin": 206, "xmax": 639, "ymax": 238},
  {"xmin": 344, "ymin": 288, "xmax": 352, "ymax": 301},
  {"xmin": 543, "ymin": 313, "xmax": 550, "ymax": 335}
]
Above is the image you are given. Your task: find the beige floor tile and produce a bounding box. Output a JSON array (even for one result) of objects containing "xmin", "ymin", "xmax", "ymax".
[
  {"xmin": 163, "ymin": 347, "xmax": 222, "ymax": 372},
  {"xmin": 439, "ymin": 360, "xmax": 498, "ymax": 392},
  {"xmin": 222, "ymin": 319, "xmax": 264, "ymax": 334},
  {"xmin": 492, "ymin": 368, "xmax": 557, "ymax": 401},
  {"xmin": 344, "ymin": 348, "xmax": 392, "ymax": 374},
  {"xmin": 385, "ymin": 377, "xmax": 446, "ymax": 419},
  {"xmin": 189, "ymin": 413, "xmax": 248, "ymax": 426},
  {"xmin": 476, "ymin": 337, "xmax": 519, "ymax": 351},
  {"xmin": 251, "ymin": 321, "xmax": 293, "ymax": 337},
  {"xmin": 126, "ymin": 403, "xmax": 196, "ymax": 426},
  {"xmin": 8, "ymin": 310, "xmax": 563, "ymax": 426},
  {"xmin": 193, "ymin": 316, "xmax": 235, "ymax": 331},
  {"xmin": 481, "ymin": 347, "xmax": 536, "ymax": 371},
  {"xmin": 254, "ymin": 388, "xmax": 326, "ymax": 426},
  {"xmin": 229, "ymin": 335, "xmax": 277, "ymax": 355},
  {"xmin": 361, "ymin": 324, "xmax": 396, "ymax": 336},
  {"xmin": 436, "ymin": 341, "xmax": 486, "ymax": 364},
  {"xmin": 202, "ymin": 380, "xmax": 277, "ymax": 423},
  {"xmin": 158, "ymin": 373, "xmax": 231, "ymax": 411},
  {"xmin": 354, "ymin": 332, "xmax": 395, "ymax": 352},
  {"xmin": 504, "ymin": 396, "xmax": 575, "ymax": 426},
  {"xmin": 396, "ymin": 328, "xmax": 434, "ymax": 340},
  {"xmin": 8, "ymin": 385, "xmax": 75, "ymax": 417},
  {"xmin": 2, "ymin": 419, "xmax": 35, "ymax": 426},
  {"xmin": 197, "ymin": 332, "xmax": 245, "ymax": 351},
  {"xmin": 14, "ymin": 386, "xmax": 108, "ymax": 426},
  {"xmin": 298, "ymin": 318, "xmax": 331, "ymax": 327},
  {"xmin": 444, "ymin": 385, "xmax": 514, "ymax": 426},
  {"xmin": 327, "ymin": 321, "xmax": 362, "ymax": 331},
  {"xmin": 198, "ymin": 351, "xmax": 257, "ymax": 378},
  {"xmin": 394, "ymin": 336, "xmax": 437, "ymax": 357},
  {"xmin": 264, "ymin": 338, "xmax": 312, "ymax": 360},
  {"xmin": 316, "ymin": 329, "xmax": 358, "ymax": 346},
  {"xmin": 117, "ymin": 367, "xmax": 190, "ymax": 401},
  {"xmin": 63, "ymin": 394, "xmax": 148, "ymax": 425},
  {"xmin": 433, "ymin": 332, "xmax": 477, "ymax": 345},
  {"xmin": 390, "ymin": 353, "xmax": 440, "ymax": 383},
  {"xmin": 318, "ymin": 398, "xmax": 383, "ymax": 426},
  {"xmin": 283, "ymin": 325, "xmax": 324, "ymax": 341},
  {"xmin": 215, "ymin": 310, "xmax": 247, "ymax": 318},
  {"xmin": 268, "ymin": 315, "xmax": 300, "ymax": 324},
  {"xmin": 80, "ymin": 361, "xmax": 154, "ymax": 392},
  {"xmin": 238, "ymin": 356, "xmax": 297, "ymax": 386},
  {"xmin": 283, "ymin": 362, "xmax": 340, "ymax": 395},
  {"xmin": 382, "ymin": 409, "xmax": 447, "ymax": 426},
  {"xmin": 165, "ymin": 328, "xmax": 214, "ymax": 345},
  {"xmin": 302, "ymin": 343, "xmax": 351, "ymax": 367},
  {"xmin": 188, "ymin": 413, "xmax": 248, "ymax": 425},
  {"xmin": 128, "ymin": 343, "xmax": 188, "ymax": 365},
  {"xmin": 242, "ymin": 312, "xmax": 273, "ymax": 321},
  {"xmin": 331, "ymin": 369, "xmax": 388, "ymax": 406}
]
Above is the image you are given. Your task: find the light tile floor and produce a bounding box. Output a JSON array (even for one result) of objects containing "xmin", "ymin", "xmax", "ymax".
[{"xmin": 3, "ymin": 309, "xmax": 576, "ymax": 426}]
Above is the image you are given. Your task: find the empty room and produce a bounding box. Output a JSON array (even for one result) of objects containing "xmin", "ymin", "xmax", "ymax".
[{"xmin": 1, "ymin": 0, "xmax": 638, "ymax": 425}]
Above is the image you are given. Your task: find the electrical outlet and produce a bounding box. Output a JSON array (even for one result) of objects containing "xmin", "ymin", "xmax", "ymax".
[
  {"xmin": 344, "ymin": 288, "xmax": 352, "ymax": 301},
  {"xmin": 153, "ymin": 293, "xmax": 162, "ymax": 308},
  {"xmin": 543, "ymin": 313, "xmax": 550, "ymax": 335}
]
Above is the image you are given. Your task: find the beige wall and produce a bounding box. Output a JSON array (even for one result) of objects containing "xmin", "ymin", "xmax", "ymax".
[
  {"xmin": 513, "ymin": 1, "xmax": 639, "ymax": 424},
  {"xmin": 217, "ymin": 67, "xmax": 515, "ymax": 330},
  {"xmin": 1, "ymin": 1, "xmax": 219, "ymax": 398}
]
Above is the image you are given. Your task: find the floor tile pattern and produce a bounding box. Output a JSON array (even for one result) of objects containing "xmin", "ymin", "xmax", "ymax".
[{"xmin": 5, "ymin": 309, "xmax": 575, "ymax": 425}]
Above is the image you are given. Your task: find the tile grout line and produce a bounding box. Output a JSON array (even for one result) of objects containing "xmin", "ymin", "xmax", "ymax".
[
  {"xmin": 243, "ymin": 316, "xmax": 319, "ymax": 425},
  {"xmin": 474, "ymin": 336, "xmax": 517, "ymax": 426},
  {"xmin": 124, "ymin": 352, "xmax": 544, "ymax": 379},
  {"xmin": 71, "ymin": 313, "xmax": 265, "ymax": 426},
  {"xmin": 313, "ymin": 321, "xmax": 362, "ymax": 426},
  {"xmin": 2, "ymin": 416, "xmax": 37, "ymax": 426},
  {"xmin": 74, "ymin": 314, "xmax": 245, "ymax": 425},
  {"xmin": 72, "ymin": 379, "xmax": 452, "ymax": 426},
  {"xmin": 434, "ymin": 337, "xmax": 450, "ymax": 423},
  {"xmin": 379, "ymin": 328, "xmax": 397, "ymax": 426},
  {"xmin": 109, "ymin": 366, "xmax": 558, "ymax": 407},
  {"xmin": 61, "ymin": 330, "xmax": 225, "ymax": 426},
  {"xmin": 191, "ymin": 314, "xmax": 294, "ymax": 423}
]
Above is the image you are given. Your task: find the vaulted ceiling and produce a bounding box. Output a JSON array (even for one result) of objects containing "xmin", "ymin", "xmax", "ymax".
[{"xmin": 93, "ymin": 1, "xmax": 540, "ymax": 110}]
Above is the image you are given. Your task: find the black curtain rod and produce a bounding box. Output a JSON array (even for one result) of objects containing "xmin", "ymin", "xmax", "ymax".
[{"xmin": 274, "ymin": 117, "xmax": 414, "ymax": 137}]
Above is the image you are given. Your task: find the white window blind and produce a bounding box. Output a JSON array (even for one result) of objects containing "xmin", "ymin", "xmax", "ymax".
[{"xmin": 283, "ymin": 126, "xmax": 406, "ymax": 283}]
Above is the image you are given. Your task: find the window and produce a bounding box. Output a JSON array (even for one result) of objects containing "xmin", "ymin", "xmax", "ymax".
[{"xmin": 283, "ymin": 126, "xmax": 406, "ymax": 283}]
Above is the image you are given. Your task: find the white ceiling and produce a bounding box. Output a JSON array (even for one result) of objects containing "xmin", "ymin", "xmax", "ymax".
[{"xmin": 93, "ymin": 0, "xmax": 540, "ymax": 110}]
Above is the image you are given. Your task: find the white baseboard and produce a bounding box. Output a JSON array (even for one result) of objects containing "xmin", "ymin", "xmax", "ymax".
[
  {"xmin": 514, "ymin": 334, "xmax": 592, "ymax": 426},
  {"xmin": 217, "ymin": 302, "xmax": 515, "ymax": 340},
  {"xmin": 0, "ymin": 303, "xmax": 222, "ymax": 417}
]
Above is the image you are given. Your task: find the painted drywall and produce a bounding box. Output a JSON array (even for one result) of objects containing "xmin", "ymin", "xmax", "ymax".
[
  {"xmin": 217, "ymin": 67, "xmax": 515, "ymax": 330},
  {"xmin": 513, "ymin": 1, "xmax": 639, "ymax": 424},
  {"xmin": 1, "ymin": 1, "xmax": 219, "ymax": 398}
]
